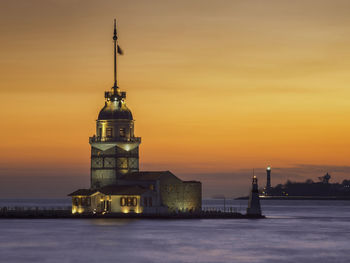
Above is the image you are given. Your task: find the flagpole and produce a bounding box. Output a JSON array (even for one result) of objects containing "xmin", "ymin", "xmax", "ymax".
[{"xmin": 113, "ymin": 19, "xmax": 117, "ymax": 88}]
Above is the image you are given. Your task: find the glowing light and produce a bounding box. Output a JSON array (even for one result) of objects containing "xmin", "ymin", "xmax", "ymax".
[
  {"xmin": 122, "ymin": 208, "xmax": 130, "ymax": 214},
  {"xmin": 267, "ymin": 166, "xmax": 271, "ymax": 171}
]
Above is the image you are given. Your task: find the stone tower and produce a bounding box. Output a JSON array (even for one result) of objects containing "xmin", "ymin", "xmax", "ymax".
[{"xmin": 89, "ymin": 20, "xmax": 141, "ymax": 188}]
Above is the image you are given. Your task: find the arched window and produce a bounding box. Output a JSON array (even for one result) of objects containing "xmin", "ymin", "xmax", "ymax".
[
  {"xmin": 127, "ymin": 197, "xmax": 132, "ymax": 206},
  {"xmin": 106, "ymin": 128, "xmax": 113, "ymax": 137},
  {"xmin": 120, "ymin": 197, "xmax": 126, "ymax": 206}
]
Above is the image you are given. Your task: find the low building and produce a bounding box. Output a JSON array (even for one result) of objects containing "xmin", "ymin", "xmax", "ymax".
[
  {"xmin": 69, "ymin": 185, "xmax": 156, "ymax": 214},
  {"xmin": 69, "ymin": 171, "xmax": 201, "ymax": 215}
]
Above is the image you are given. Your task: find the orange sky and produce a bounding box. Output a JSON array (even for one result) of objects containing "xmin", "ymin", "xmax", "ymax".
[{"xmin": 1, "ymin": 0, "xmax": 350, "ymax": 197}]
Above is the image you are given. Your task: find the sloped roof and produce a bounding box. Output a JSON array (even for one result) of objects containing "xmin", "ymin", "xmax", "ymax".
[
  {"xmin": 68, "ymin": 185, "xmax": 150, "ymax": 196},
  {"xmin": 68, "ymin": 189, "xmax": 98, "ymax": 196},
  {"xmin": 120, "ymin": 171, "xmax": 181, "ymax": 181},
  {"xmin": 99, "ymin": 185, "xmax": 150, "ymax": 195}
]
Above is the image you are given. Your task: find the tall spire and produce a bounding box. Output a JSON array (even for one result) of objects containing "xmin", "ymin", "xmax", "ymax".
[{"xmin": 113, "ymin": 19, "xmax": 118, "ymax": 88}]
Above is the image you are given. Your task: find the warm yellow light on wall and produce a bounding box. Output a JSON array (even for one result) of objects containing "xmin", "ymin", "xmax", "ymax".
[{"xmin": 121, "ymin": 207, "xmax": 130, "ymax": 214}]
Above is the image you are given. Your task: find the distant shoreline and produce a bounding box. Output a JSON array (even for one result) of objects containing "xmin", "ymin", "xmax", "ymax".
[
  {"xmin": 0, "ymin": 210, "xmax": 265, "ymax": 219},
  {"xmin": 236, "ymin": 196, "xmax": 350, "ymax": 200}
]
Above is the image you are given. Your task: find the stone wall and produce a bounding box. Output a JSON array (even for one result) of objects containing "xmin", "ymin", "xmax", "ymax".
[{"xmin": 160, "ymin": 181, "xmax": 202, "ymax": 213}]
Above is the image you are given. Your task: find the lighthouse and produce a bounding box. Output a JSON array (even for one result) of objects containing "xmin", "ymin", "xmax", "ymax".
[
  {"xmin": 247, "ymin": 175, "xmax": 262, "ymax": 216},
  {"xmin": 265, "ymin": 165, "xmax": 271, "ymax": 194},
  {"xmin": 89, "ymin": 20, "xmax": 141, "ymax": 188}
]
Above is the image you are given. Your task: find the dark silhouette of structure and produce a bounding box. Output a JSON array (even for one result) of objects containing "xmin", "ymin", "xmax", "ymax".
[
  {"xmin": 318, "ymin": 172, "xmax": 331, "ymax": 184},
  {"xmin": 265, "ymin": 173, "xmax": 350, "ymax": 199},
  {"xmin": 265, "ymin": 166, "xmax": 271, "ymax": 194},
  {"xmin": 247, "ymin": 175, "xmax": 262, "ymax": 216}
]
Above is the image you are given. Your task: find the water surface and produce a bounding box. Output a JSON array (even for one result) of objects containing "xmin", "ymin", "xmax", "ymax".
[{"xmin": 0, "ymin": 200, "xmax": 349, "ymax": 263}]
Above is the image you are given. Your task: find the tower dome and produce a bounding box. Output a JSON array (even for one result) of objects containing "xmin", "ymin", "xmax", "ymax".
[{"xmin": 98, "ymin": 100, "xmax": 133, "ymax": 120}]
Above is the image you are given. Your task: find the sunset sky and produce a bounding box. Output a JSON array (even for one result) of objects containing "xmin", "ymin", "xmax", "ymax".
[{"xmin": 1, "ymin": 0, "xmax": 350, "ymax": 198}]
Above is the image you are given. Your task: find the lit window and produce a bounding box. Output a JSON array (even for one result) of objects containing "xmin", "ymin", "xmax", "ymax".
[
  {"xmin": 119, "ymin": 128, "xmax": 125, "ymax": 137},
  {"xmin": 106, "ymin": 128, "xmax": 113, "ymax": 137},
  {"xmin": 120, "ymin": 197, "xmax": 126, "ymax": 206},
  {"xmin": 132, "ymin": 197, "xmax": 137, "ymax": 206},
  {"xmin": 127, "ymin": 197, "xmax": 132, "ymax": 206}
]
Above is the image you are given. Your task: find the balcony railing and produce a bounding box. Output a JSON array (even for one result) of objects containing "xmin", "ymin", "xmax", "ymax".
[{"xmin": 89, "ymin": 136, "xmax": 141, "ymax": 144}]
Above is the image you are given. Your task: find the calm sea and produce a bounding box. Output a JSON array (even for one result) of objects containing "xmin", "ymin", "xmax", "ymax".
[{"xmin": 0, "ymin": 199, "xmax": 349, "ymax": 263}]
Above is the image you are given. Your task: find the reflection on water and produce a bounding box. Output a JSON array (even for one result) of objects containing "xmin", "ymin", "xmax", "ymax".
[
  {"xmin": 90, "ymin": 218, "xmax": 139, "ymax": 226},
  {"xmin": 0, "ymin": 200, "xmax": 349, "ymax": 263}
]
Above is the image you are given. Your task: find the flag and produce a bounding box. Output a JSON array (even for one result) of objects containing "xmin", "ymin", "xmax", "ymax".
[{"xmin": 117, "ymin": 45, "xmax": 124, "ymax": 55}]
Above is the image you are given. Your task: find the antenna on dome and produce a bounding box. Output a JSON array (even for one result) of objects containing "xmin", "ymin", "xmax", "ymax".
[
  {"xmin": 113, "ymin": 19, "xmax": 118, "ymax": 89},
  {"xmin": 112, "ymin": 19, "xmax": 124, "ymax": 92}
]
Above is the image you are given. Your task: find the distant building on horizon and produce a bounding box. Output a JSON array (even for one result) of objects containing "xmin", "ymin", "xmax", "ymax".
[
  {"xmin": 68, "ymin": 20, "xmax": 201, "ymax": 214},
  {"xmin": 264, "ymin": 165, "xmax": 271, "ymax": 195}
]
